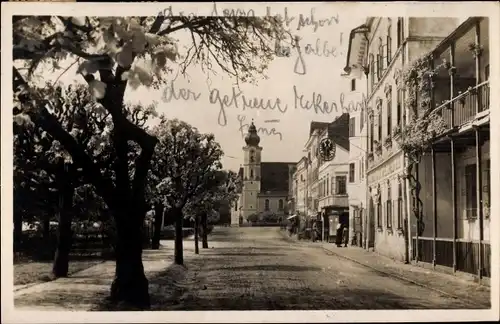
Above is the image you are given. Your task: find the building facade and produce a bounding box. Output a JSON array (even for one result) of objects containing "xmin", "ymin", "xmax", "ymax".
[
  {"xmin": 409, "ymin": 17, "xmax": 491, "ymax": 280},
  {"xmin": 317, "ymin": 114, "xmax": 350, "ymax": 242},
  {"xmin": 344, "ymin": 17, "xmax": 462, "ymax": 261}
]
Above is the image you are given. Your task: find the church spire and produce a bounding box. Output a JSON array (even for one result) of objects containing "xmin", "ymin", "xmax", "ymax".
[{"xmin": 245, "ymin": 119, "xmax": 260, "ymax": 146}]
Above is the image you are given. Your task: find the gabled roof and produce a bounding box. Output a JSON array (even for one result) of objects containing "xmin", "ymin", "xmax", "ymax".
[{"xmin": 326, "ymin": 113, "xmax": 350, "ymax": 151}]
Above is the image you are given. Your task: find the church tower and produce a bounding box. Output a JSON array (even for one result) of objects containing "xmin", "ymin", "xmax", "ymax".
[{"xmin": 241, "ymin": 120, "xmax": 262, "ymax": 219}]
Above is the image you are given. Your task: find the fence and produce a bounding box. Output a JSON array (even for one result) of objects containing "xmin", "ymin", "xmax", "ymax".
[{"xmin": 411, "ymin": 237, "xmax": 490, "ymax": 278}]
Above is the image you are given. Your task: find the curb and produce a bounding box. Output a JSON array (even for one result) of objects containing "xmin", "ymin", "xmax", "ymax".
[{"xmin": 321, "ymin": 245, "xmax": 490, "ymax": 308}]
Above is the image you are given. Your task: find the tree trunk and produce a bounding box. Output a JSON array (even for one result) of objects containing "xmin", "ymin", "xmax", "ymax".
[
  {"xmin": 151, "ymin": 203, "xmax": 164, "ymax": 250},
  {"xmin": 202, "ymin": 212, "xmax": 208, "ymax": 249},
  {"xmin": 174, "ymin": 207, "xmax": 184, "ymax": 265},
  {"xmin": 14, "ymin": 211, "xmax": 23, "ymax": 253},
  {"xmin": 194, "ymin": 215, "xmax": 200, "ymax": 255},
  {"xmin": 52, "ymin": 181, "xmax": 75, "ymax": 278},
  {"xmin": 109, "ymin": 208, "xmax": 150, "ymax": 309}
]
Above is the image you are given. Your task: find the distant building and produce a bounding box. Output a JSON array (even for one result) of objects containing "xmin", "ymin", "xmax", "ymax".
[
  {"xmin": 230, "ymin": 121, "xmax": 295, "ymax": 225},
  {"xmin": 317, "ymin": 113, "xmax": 350, "ymax": 242}
]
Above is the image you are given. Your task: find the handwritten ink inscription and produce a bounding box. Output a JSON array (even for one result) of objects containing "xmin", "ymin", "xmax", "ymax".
[
  {"xmin": 209, "ymin": 87, "xmax": 288, "ymax": 127},
  {"xmin": 238, "ymin": 115, "xmax": 283, "ymax": 141}
]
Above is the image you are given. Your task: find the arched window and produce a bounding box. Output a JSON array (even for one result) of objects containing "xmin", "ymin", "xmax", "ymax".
[
  {"xmin": 250, "ymin": 169, "xmax": 254, "ymax": 179},
  {"xmin": 265, "ymin": 199, "xmax": 270, "ymax": 211},
  {"xmin": 235, "ymin": 200, "xmax": 238, "ymax": 211},
  {"xmin": 278, "ymin": 199, "xmax": 283, "ymax": 210}
]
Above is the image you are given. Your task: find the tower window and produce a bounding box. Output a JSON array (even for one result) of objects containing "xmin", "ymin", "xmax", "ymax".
[
  {"xmin": 250, "ymin": 169, "xmax": 254, "ymax": 179},
  {"xmin": 265, "ymin": 199, "xmax": 270, "ymax": 211}
]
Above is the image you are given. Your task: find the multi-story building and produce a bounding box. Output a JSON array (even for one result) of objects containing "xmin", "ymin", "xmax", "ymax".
[
  {"xmin": 317, "ymin": 113, "xmax": 350, "ymax": 242},
  {"xmin": 293, "ymin": 157, "xmax": 309, "ymax": 217},
  {"xmin": 303, "ymin": 122, "xmax": 329, "ymax": 225},
  {"xmin": 340, "ymin": 75, "xmax": 369, "ymax": 248},
  {"xmin": 344, "ymin": 17, "xmax": 462, "ymax": 261},
  {"xmin": 408, "ymin": 17, "xmax": 491, "ymax": 282}
]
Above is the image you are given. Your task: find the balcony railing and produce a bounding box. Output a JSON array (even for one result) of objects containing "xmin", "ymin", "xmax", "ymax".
[{"xmin": 434, "ymin": 80, "xmax": 490, "ymax": 130}]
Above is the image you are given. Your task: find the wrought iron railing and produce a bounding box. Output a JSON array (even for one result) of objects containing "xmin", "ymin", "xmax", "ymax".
[{"xmin": 434, "ymin": 80, "xmax": 490, "ymax": 130}]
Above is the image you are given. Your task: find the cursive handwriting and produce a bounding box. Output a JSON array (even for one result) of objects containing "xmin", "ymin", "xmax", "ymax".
[
  {"xmin": 238, "ymin": 115, "xmax": 283, "ymax": 141},
  {"xmin": 293, "ymin": 85, "xmax": 368, "ymax": 115},
  {"xmin": 209, "ymin": 87, "xmax": 288, "ymax": 126},
  {"xmin": 162, "ymin": 81, "xmax": 202, "ymax": 103},
  {"xmin": 297, "ymin": 8, "xmax": 340, "ymax": 32}
]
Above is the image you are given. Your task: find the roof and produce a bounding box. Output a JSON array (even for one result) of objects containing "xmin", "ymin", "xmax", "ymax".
[
  {"xmin": 326, "ymin": 113, "xmax": 350, "ymax": 151},
  {"xmin": 344, "ymin": 24, "xmax": 370, "ymax": 79},
  {"xmin": 309, "ymin": 121, "xmax": 330, "ymax": 136},
  {"xmin": 260, "ymin": 162, "xmax": 295, "ymax": 193}
]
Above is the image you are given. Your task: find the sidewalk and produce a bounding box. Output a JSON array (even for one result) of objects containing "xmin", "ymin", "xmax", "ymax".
[
  {"xmin": 321, "ymin": 243, "xmax": 491, "ymax": 308},
  {"xmin": 14, "ymin": 241, "xmax": 196, "ymax": 311}
]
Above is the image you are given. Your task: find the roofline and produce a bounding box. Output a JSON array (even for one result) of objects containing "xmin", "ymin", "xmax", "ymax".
[
  {"xmin": 432, "ymin": 17, "xmax": 483, "ymax": 56},
  {"xmin": 343, "ymin": 23, "xmax": 371, "ymax": 74}
]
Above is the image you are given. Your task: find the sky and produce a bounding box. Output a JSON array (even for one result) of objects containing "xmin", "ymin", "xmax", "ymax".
[{"xmin": 24, "ymin": 4, "xmax": 367, "ymax": 172}]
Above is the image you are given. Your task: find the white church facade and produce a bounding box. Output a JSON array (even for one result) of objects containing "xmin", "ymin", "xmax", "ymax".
[{"xmin": 231, "ymin": 121, "xmax": 295, "ymax": 226}]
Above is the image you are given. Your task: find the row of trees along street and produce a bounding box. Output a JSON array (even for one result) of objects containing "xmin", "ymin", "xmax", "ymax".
[{"xmin": 13, "ymin": 15, "xmax": 287, "ymax": 308}]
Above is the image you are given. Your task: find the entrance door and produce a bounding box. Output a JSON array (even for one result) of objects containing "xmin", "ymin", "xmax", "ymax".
[
  {"xmin": 368, "ymin": 197, "xmax": 375, "ymax": 249},
  {"xmin": 354, "ymin": 209, "xmax": 363, "ymax": 247}
]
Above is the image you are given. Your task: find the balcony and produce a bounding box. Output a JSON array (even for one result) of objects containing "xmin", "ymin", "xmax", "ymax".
[
  {"xmin": 319, "ymin": 195, "xmax": 349, "ymax": 209},
  {"xmin": 435, "ymin": 81, "xmax": 490, "ymax": 130},
  {"xmin": 430, "ymin": 17, "xmax": 489, "ymax": 132}
]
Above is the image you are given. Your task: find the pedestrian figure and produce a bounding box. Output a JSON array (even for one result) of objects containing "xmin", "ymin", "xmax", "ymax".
[
  {"xmin": 335, "ymin": 223, "xmax": 343, "ymax": 247},
  {"xmin": 342, "ymin": 225, "xmax": 349, "ymax": 247}
]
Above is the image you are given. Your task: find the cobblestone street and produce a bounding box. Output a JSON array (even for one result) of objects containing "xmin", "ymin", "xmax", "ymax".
[
  {"xmin": 13, "ymin": 226, "xmax": 490, "ymax": 311},
  {"xmin": 154, "ymin": 227, "xmax": 490, "ymax": 310}
]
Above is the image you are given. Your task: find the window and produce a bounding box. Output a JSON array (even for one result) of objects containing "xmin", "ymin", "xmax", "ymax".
[
  {"xmin": 485, "ymin": 64, "xmax": 490, "ymax": 80},
  {"xmin": 335, "ymin": 176, "xmax": 347, "ymax": 195},
  {"xmin": 397, "ymin": 89, "xmax": 402, "ymax": 125},
  {"xmin": 378, "ymin": 37, "xmax": 384, "ymax": 76},
  {"xmin": 465, "ymin": 164, "xmax": 477, "ymax": 219},
  {"xmin": 278, "ymin": 199, "xmax": 284, "ymax": 210},
  {"xmin": 349, "ymin": 163, "xmax": 355, "ymax": 183},
  {"xmin": 386, "ymin": 183, "xmax": 393, "ymax": 228},
  {"xmin": 397, "ymin": 18, "xmax": 404, "ymax": 48},
  {"xmin": 397, "ymin": 182, "xmax": 403, "ymax": 228},
  {"xmin": 326, "ymin": 175, "xmax": 329, "ymax": 195},
  {"xmin": 387, "ymin": 23, "xmax": 392, "ymax": 64},
  {"xmin": 235, "ymin": 200, "xmax": 238, "ymax": 211},
  {"xmin": 377, "ymin": 195, "xmax": 382, "ymax": 228},
  {"xmin": 378, "ymin": 110, "xmax": 383, "ymax": 141},
  {"xmin": 351, "ymin": 79, "xmax": 356, "ymax": 91},
  {"xmin": 250, "ymin": 169, "xmax": 253, "ymax": 179},
  {"xmin": 370, "ymin": 117, "xmax": 374, "ymax": 152},
  {"xmin": 349, "ymin": 117, "xmax": 356, "ymax": 137},
  {"xmin": 369, "ymin": 54, "xmax": 375, "ymax": 90},
  {"xmin": 376, "ymin": 54, "xmax": 381, "ymax": 81},
  {"xmin": 387, "ymin": 88, "xmax": 392, "ymax": 136},
  {"xmin": 265, "ymin": 199, "xmax": 270, "ymax": 211},
  {"xmin": 331, "ymin": 176, "xmax": 335, "ymax": 194}
]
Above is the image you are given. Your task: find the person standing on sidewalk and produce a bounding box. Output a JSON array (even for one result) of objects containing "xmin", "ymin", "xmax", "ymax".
[
  {"xmin": 342, "ymin": 225, "xmax": 349, "ymax": 247},
  {"xmin": 335, "ymin": 223, "xmax": 343, "ymax": 247}
]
